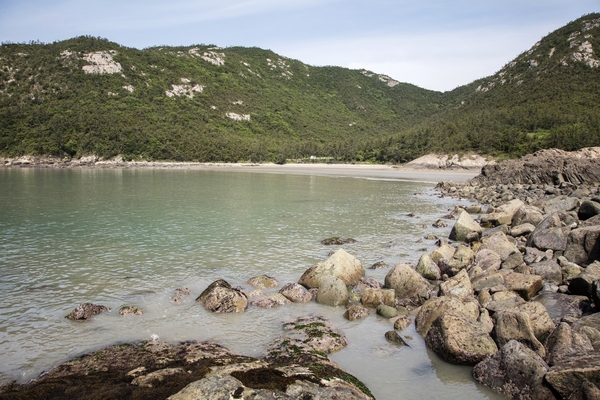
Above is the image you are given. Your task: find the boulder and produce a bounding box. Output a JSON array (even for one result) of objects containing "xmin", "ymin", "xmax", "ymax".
[
  {"xmin": 415, "ymin": 295, "xmax": 480, "ymax": 336},
  {"xmin": 416, "ymin": 254, "xmax": 441, "ymax": 280},
  {"xmin": 196, "ymin": 279, "xmax": 248, "ymax": 313},
  {"xmin": 66, "ymin": 303, "xmax": 110, "ymax": 320},
  {"xmin": 298, "ymin": 248, "xmax": 364, "ymax": 288},
  {"xmin": 247, "ymin": 275, "xmax": 278, "ymax": 289},
  {"xmin": 579, "ymin": 200, "xmax": 600, "ymax": 221},
  {"xmin": 276, "ymin": 315, "xmax": 349, "ymax": 355},
  {"xmin": 485, "ymin": 291, "xmax": 526, "ymax": 314},
  {"xmin": 510, "ymin": 223, "xmax": 536, "ymax": 238},
  {"xmin": 569, "ymin": 261, "xmax": 600, "ymax": 297},
  {"xmin": 449, "ymin": 210, "xmax": 483, "ymax": 242},
  {"xmin": 503, "ymin": 272, "xmax": 543, "ymax": 300},
  {"xmin": 278, "ymin": 283, "xmax": 313, "ymax": 303},
  {"xmin": 376, "ymin": 304, "xmax": 399, "ymax": 318},
  {"xmin": 479, "ymin": 232, "xmax": 519, "ymax": 261},
  {"xmin": 471, "ymin": 271, "xmax": 505, "ymax": 292},
  {"xmin": 343, "ymin": 304, "xmax": 370, "ymax": 321},
  {"xmin": 472, "ymin": 340, "xmax": 553, "ymax": 400},
  {"xmin": 493, "ymin": 311, "xmax": 546, "ymax": 357},
  {"xmin": 425, "ymin": 311, "xmax": 498, "ymax": 365},
  {"xmin": 564, "ymin": 226, "xmax": 600, "ymax": 266},
  {"xmin": 250, "ymin": 293, "xmax": 291, "ymax": 308},
  {"xmin": 545, "ymin": 322, "xmax": 594, "ymax": 366},
  {"xmin": 512, "ymin": 301, "xmax": 556, "ymax": 344},
  {"xmin": 445, "ymin": 245, "xmax": 475, "ymax": 274},
  {"xmin": 315, "ymin": 276, "xmax": 348, "ymax": 306},
  {"xmin": 501, "ymin": 252, "xmax": 525, "ymax": 270},
  {"xmin": 439, "ymin": 269, "xmax": 473, "ymax": 298},
  {"xmin": 531, "ymin": 260, "xmax": 563, "ymax": 286},
  {"xmin": 360, "ymin": 288, "xmax": 395, "ymax": 308},
  {"xmin": 481, "ymin": 199, "xmax": 524, "ymax": 226},
  {"xmin": 512, "ymin": 205, "xmax": 544, "ymax": 227},
  {"xmin": 353, "ymin": 277, "xmax": 382, "ymax": 292},
  {"xmin": 544, "ymin": 196, "xmax": 580, "ymax": 214},
  {"xmin": 384, "ymin": 263, "xmax": 430, "ymax": 301},
  {"xmin": 473, "ymin": 249, "xmax": 502, "ymax": 272},
  {"xmin": 527, "ymin": 213, "xmax": 568, "ymax": 252},
  {"xmin": 533, "ymin": 291, "xmax": 589, "ymax": 323},
  {"xmin": 430, "ymin": 243, "xmax": 455, "ymax": 264},
  {"xmin": 546, "ymin": 353, "xmax": 600, "ymax": 399}
]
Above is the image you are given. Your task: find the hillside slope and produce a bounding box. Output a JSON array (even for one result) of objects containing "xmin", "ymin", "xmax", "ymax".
[
  {"xmin": 0, "ymin": 37, "xmax": 444, "ymax": 162},
  {"xmin": 369, "ymin": 13, "xmax": 600, "ymax": 163},
  {"xmin": 1, "ymin": 13, "xmax": 599, "ymax": 163}
]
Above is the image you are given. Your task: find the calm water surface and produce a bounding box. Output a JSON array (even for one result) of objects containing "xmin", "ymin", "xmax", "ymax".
[{"xmin": 0, "ymin": 168, "xmax": 502, "ymax": 399}]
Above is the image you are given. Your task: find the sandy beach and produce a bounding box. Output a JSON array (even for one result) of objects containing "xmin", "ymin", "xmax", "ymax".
[{"xmin": 91, "ymin": 161, "xmax": 481, "ymax": 183}]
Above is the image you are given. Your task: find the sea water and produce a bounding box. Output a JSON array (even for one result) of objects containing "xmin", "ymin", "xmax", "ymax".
[{"xmin": 0, "ymin": 168, "xmax": 503, "ymax": 399}]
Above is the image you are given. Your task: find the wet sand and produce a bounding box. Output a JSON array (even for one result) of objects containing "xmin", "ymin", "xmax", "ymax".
[{"xmin": 142, "ymin": 163, "xmax": 481, "ymax": 183}]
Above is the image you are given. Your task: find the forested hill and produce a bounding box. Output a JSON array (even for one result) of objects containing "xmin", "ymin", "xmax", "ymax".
[
  {"xmin": 1, "ymin": 13, "xmax": 599, "ymax": 163},
  {"xmin": 369, "ymin": 13, "xmax": 600, "ymax": 163}
]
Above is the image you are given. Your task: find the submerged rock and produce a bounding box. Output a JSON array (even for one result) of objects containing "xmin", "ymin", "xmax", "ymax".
[
  {"xmin": 66, "ymin": 303, "xmax": 110, "ymax": 321},
  {"xmin": 247, "ymin": 275, "xmax": 279, "ymax": 289}
]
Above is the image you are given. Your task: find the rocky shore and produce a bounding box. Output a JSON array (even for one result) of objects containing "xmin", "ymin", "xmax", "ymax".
[{"xmin": 2, "ymin": 147, "xmax": 600, "ymax": 399}]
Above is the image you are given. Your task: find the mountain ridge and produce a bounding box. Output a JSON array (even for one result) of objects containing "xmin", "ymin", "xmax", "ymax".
[{"xmin": 1, "ymin": 13, "xmax": 599, "ymax": 163}]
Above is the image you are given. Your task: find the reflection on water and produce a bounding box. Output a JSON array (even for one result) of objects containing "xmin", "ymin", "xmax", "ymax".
[{"xmin": 0, "ymin": 168, "xmax": 501, "ymax": 399}]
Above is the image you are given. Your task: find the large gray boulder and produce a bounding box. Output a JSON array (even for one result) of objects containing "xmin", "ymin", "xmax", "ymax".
[
  {"xmin": 564, "ymin": 226, "xmax": 600, "ymax": 266},
  {"xmin": 479, "ymin": 232, "xmax": 520, "ymax": 261},
  {"xmin": 568, "ymin": 261, "xmax": 600, "ymax": 297},
  {"xmin": 512, "ymin": 205, "xmax": 544, "ymax": 227},
  {"xmin": 298, "ymin": 248, "xmax": 364, "ymax": 288},
  {"xmin": 545, "ymin": 322, "xmax": 594, "ymax": 366},
  {"xmin": 439, "ymin": 269, "xmax": 473, "ymax": 298},
  {"xmin": 473, "ymin": 249, "xmax": 502, "ymax": 272},
  {"xmin": 503, "ymin": 272, "xmax": 543, "ymax": 301},
  {"xmin": 196, "ymin": 279, "xmax": 248, "ymax": 313},
  {"xmin": 416, "ymin": 254, "xmax": 441, "ymax": 280},
  {"xmin": 425, "ymin": 310, "xmax": 498, "ymax": 365},
  {"xmin": 579, "ymin": 200, "xmax": 600, "ymax": 221},
  {"xmin": 527, "ymin": 213, "xmax": 568, "ymax": 252},
  {"xmin": 415, "ymin": 295, "xmax": 480, "ymax": 337},
  {"xmin": 430, "ymin": 243, "xmax": 455, "ymax": 264},
  {"xmin": 449, "ymin": 210, "xmax": 483, "ymax": 242},
  {"xmin": 315, "ymin": 276, "xmax": 348, "ymax": 306},
  {"xmin": 473, "ymin": 340, "xmax": 554, "ymax": 400},
  {"xmin": 531, "ymin": 260, "xmax": 563, "ymax": 286},
  {"xmin": 384, "ymin": 263, "xmax": 430, "ymax": 301},
  {"xmin": 481, "ymin": 199, "xmax": 524, "ymax": 226},
  {"xmin": 546, "ymin": 353, "xmax": 600, "ymax": 399},
  {"xmin": 493, "ymin": 310, "xmax": 546, "ymax": 358}
]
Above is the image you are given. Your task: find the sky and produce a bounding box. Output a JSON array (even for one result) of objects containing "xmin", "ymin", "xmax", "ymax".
[{"xmin": 0, "ymin": 0, "xmax": 597, "ymax": 92}]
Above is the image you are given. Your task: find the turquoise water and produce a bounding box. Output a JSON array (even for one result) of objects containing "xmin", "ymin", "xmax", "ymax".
[{"xmin": 0, "ymin": 168, "xmax": 501, "ymax": 399}]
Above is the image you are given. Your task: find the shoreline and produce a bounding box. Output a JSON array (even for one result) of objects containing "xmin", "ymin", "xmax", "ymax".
[{"xmin": 1, "ymin": 159, "xmax": 481, "ymax": 183}]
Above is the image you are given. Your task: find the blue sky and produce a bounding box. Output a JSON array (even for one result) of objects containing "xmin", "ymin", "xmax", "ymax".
[{"xmin": 0, "ymin": 0, "xmax": 597, "ymax": 91}]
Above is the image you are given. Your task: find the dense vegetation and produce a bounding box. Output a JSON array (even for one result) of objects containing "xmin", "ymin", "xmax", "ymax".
[{"xmin": 1, "ymin": 13, "xmax": 599, "ymax": 163}]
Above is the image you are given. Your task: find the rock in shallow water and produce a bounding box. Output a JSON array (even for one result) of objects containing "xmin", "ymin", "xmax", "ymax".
[
  {"xmin": 196, "ymin": 279, "xmax": 248, "ymax": 313},
  {"xmin": 66, "ymin": 303, "xmax": 110, "ymax": 320}
]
